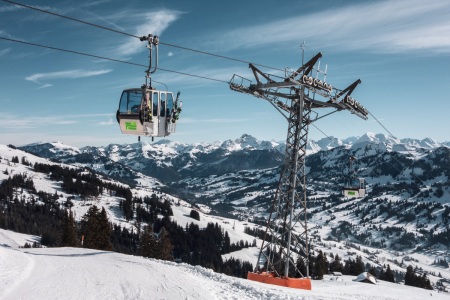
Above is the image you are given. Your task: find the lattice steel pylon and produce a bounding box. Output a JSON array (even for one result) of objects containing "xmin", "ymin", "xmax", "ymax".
[{"xmin": 229, "ymin": 52, "xmax": 369, "ymax": 279}]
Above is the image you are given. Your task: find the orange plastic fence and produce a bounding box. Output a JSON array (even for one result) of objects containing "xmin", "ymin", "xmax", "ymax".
[{"xmin": 247, "ymin": 272, "xmax": 312, "ymax": 290}]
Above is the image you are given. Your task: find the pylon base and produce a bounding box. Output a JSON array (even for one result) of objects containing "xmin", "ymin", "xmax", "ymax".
[{"xmin": 247, "ymin": 272, "xmax": 312, "ymax": 290}]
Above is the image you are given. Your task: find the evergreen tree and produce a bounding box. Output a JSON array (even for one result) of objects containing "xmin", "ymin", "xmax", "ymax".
[
  {"xmin": 190, "ymin": 209, "xmax": 200, "ymax": 221},
  {"xmin": 97, "ymin": 207, "xmax": 112, "ymax": 250},
  {"xmin": 422, "ymin": 273, "xmax": 433, "ymax": 290},
  {"xmin": 343, "ymin": 258, "xmax": 353, "ymax": 275},
  {"xmin": 81, "ymin": 205, "xmax": 112, "ymax": 250},
  {"xmin": 368, "ymin": 266, "xmax": 378, "ymax": 278},
  {"xmin": 405, "ymin": 265, "xmax": 415, "ymax": 286},
  {"xmin": 157, "ymin": 227, "xmax": 173, "ymax": 261},
  {"xmin": 222, "ymin": 231, "xmax": 231, "ymax": 254},
  {"xmin": 354, "ymin": 256, "xmax": 365, "ymax": 275},
  {"xmin": 329, "ymin": 254, "xmax": 344, "ymax": 273},
  {"xmin": 82, "ymin": 205, "xmax": 100, "ymax": 249},
  {"xmin": 295, "ymin": 256, "xmax": 307, "ymax": 277},
  {"xmin": 138, "ymin": 225, "xmax": 158, "ymax": 258},
  {"xmin": 61, "ymin": 210, "xmax": 78, "ymax": 247},
  {"xmin": 404, "ymin": 265, "xmax": 433, "ymax": 290},
  {"xmin": 314, "ymin": 250, "xmax": 329, "ymax": 279},
  {"xmin": 383, "ymin": 264, "xmax": 395, "ymax": 283}
]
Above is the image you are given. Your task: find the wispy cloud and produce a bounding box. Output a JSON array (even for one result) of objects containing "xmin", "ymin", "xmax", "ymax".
[
  {"xmin": 0, "ymin": 30, "xmax": 14, "ymax": 39},
  {"xmin": 0, "ymin": 48, "xmax": 11, "ymax": 57},
  {"xmin": 0, "ymin": 4, "xmax": 22, "ymax": 13},
  {"xmin": 98, "ymin": 118, "xmax": 114, "ymax": 126},
  {"xmin": 25, "ymin": 69, "xmax": 112, "ymax": 87},
  {"xmin": 207, "ymin": 0, "xmax": 450, "ymax": 54},
  {"xmin": 0, "ymin": 112, "xmax": 113, "ymax": 129},
  {"xmin": 114, "ymin": 9, "xmax": 181, "ymax": 57},
  {"xmin": 0, "ymin": 115, "xmax": 76, "ymax": 129},
  {"xmin": 180, "ymin": 117, "xmax": 247, "ymax": 124}
]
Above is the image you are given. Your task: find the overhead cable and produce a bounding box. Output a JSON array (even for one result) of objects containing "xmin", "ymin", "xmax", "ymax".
[
  {"xmin": 368, "ymin": 111, "xmax": 425, "ymax": 184},
  {"xmin": 1, "ymin": 0, "xmax": 285, "ymax": 72},
  {"xmin": 0, "ymin": 0, "xmax": 139, "ymax": 39},
  {"xmin": 0, "ymin": 36, "xmax": 228, "ymax": 84}
]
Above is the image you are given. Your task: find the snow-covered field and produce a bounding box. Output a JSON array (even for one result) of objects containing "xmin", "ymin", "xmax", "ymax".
[{"xmin": 1, "ymin": 229, "xmax": 448, "ymax": 300}]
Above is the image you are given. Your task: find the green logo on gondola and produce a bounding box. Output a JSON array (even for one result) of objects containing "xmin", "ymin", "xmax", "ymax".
[
  {"xmin": 125, "ymin": 122, "xmax": 137, "ymax": 130},
  {"xmin": 348, "ymin": 191, "xmax": 356, "ymax": 195}
]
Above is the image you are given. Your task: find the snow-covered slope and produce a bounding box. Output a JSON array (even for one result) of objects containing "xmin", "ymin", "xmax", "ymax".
[
  {"xmin": 2, "ymin": 142, "xmax": 450, "ymax": 295},
  {"xmin": 1, "ymin": 229, "xmax": 447, "ymax": 300}
]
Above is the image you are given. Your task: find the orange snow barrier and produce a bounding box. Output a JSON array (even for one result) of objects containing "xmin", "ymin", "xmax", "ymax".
[{"xmin": 247, "ymin": 272, "xmax": 312, "ymax": 290}]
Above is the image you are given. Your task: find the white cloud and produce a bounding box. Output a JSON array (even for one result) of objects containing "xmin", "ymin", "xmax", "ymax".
[
  {"xmin": 37, "ymin": 83, "xmax": 53, "ymax": 89},
  {"xmin": 168, "ymin": 51, "xmax": 173, "ymax": 57},
  {"xmin": 0, "ymin": 115, "xmax": 76, "ymax": 129},
  {"xmin": 0, "ymin": 112, "xmax": 113, "ymax": 129},
  {"xmin": 0, "ymin": 48, "xmax": 11, "ymax": 57},
  {"xmin": 98, "ymin": 118, "xmax": 114, "ymax": 126},
  {"xmin": 25, "ymin": 69, "xmax": 112, "ymax": 85},
  {"xmin": 115, "ymin": 10, "xmax": 181, "ymax": 57},
  {"xmin": 180, "ymin": 117, "xmax": 247, "ymax": 124},
  {"xmin": 207, "ymin": 0, "xmax": 450, "ymax": 54},
  {"xmin": 0, "ymin": 5, "xmax": 22, "ymax": 12}
]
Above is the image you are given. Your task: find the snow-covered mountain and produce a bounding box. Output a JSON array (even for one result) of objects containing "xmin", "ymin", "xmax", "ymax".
[
  {"xmin": 18, "ymin": 132, "xmax": 449, "ymax": 181},
  {"xmin": 17, "ymin": 133, "xmax": 449, "ymax": 213}
]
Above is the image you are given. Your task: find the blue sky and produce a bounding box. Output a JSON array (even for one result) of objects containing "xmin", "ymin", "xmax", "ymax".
[{"xmin": 0, "ymin": 0, "xmax": 449, "ymax": 147}]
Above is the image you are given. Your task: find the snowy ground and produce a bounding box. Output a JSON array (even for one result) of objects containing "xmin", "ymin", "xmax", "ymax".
[{"xmin": 1, "ymin": 229, "xmax": 448, "ymax": 300}]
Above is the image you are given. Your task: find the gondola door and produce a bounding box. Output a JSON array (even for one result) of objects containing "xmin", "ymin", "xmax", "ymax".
[
  {"xmin": 165, "ymin": 92, "xmax": 176, "ymax": 135},
  {"xmin": 158, "ymin": 91, "xmax": 167, "ymax": 136}
]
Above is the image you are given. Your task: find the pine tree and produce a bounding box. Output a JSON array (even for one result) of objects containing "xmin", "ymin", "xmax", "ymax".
[
  {"xmin": 383, "ymin": 264, "xmax": 395, "ymax": 283},
  {"xmin": 314, "ymin": 250, "xmax": 329, "ymax": 279},
  {"xmin": 343, "ymin": 258, "xmax": 353, "ymax": 275},
  {"xmin": 138, "ymin": 225, "xmax": 158, "ymax": 258},
  {"xmin": 81, "ymin": 205, "xmax": 112, "ymax": 250},
  {"xmin": 157, "ymin": 227, "xmax": 173, "ymax": 261},
  {"xmin": 329, "ymin": 254, "xmax": 344, "ymax": 273},
  {"xmin": 296, "ymin": 256, "xmax": 307, "ymax": 277},
  {"xmin": 190, "ymin": 209, "xmax": 200, "ymax": 221},
  {"xmin": 82, "ymin": 205, "xmax": 100, "ymax": 249},
  {"xmin": 222, "ymin": 231, "xmax": 231, "ymax": 254},
  {"xmin": 97, "ymin": 207, "xmax": 112, "ymax": 251},
  {"xmin": 61, "ymin": 210, "xmax": 78, "ymax": 247},
  {"xmin": 405, "ymin": 265, "xmax": 415, "ymax": 286},
  {"xmin": 354, "ymin": 256, "xmax": 365, "ymax": 275},
  {"xmin": 368, "ymin": 266, "xmax": 378, "ymax": 278}
]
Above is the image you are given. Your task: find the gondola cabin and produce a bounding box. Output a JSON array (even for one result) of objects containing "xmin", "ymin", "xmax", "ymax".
[
  {"xmin": 343, "ymin": 177, "xmax": 366, "ymax": 198},
  {"xmin": 116, "ymin": 88, "xmax": 180, "ymax": 138}
]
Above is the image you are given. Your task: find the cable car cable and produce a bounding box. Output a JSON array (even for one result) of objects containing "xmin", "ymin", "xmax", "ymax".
[
  {"xmin": 312, "ymin": 115, "xmax": 425, "ymax": 188},
  {"xmin": 0, "ymin": 36, "xmax": 144, "ymax": 67},
  {"xmin": 0, "ymin": 36, "xmax": 228, "ymax": 84},
  {"xmin": 158, "ymin": 42, "xmax": 285, "ymax": 72},
  {"xmin": 0, "ymin": 0, "xmax": 139, "ymax": 39},
  {"xmin": 368, "ymin": 110, "xmax": 425, "ymax": 185},
  {"xmin": 0, "ymin": 0, "xmax": 285, "ymax": 72}
]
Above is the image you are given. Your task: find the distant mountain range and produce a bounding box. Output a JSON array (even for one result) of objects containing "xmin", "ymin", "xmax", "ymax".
[{"xmin": 17, "ymin": 132, "xmax": 450, "ymax": 215}]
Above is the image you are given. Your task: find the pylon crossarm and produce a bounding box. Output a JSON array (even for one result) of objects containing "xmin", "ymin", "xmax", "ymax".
[
  {"xmin": 288, "ymin": 52, "xmax": 322, "ymax": 80},
  {"xmin": 250, "ymin": 63, "xmax": 276, "ymax": 85}
]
